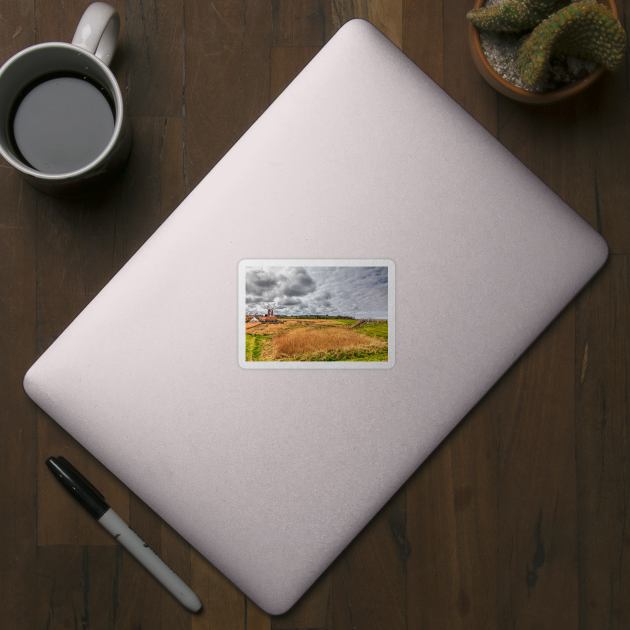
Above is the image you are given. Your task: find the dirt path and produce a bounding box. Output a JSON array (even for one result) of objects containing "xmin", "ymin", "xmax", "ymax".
[{"xmin": 246, "ymin": 322, "xmax": 262, "ymax": 330}]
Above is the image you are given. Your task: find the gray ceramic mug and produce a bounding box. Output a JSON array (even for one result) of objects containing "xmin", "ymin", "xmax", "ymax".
[{"xmin": 0, "ymin": 2, "xmax": 131, "ymax": 197}]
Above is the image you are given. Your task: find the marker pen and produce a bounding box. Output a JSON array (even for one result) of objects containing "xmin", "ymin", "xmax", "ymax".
[{"xmin": 46, "ymin": 456, "xmax": 202, "ymax": 613}]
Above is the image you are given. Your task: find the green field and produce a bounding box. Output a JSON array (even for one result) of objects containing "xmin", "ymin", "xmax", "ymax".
[
  {"xmin": 245, "ymin": 334, "xmax": 272, "ymax": 361},
  {"xmin": 275, "ymin": 346, "xmax": 387, "ymax": 362},
  {"xmin": 351, "ymin": 321, "xmax": 388, "ymax": 341},
  {"xmin": 245, "ymin": 320, "xmax": 388, "ymax": 362}
]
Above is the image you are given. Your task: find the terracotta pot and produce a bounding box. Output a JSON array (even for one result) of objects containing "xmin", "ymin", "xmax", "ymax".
[{"xmin": 468, "ymin": 0, "xmax": 619, "ymax": 103}]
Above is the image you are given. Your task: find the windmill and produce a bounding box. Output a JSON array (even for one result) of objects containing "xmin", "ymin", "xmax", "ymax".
[{"xmin": 265, "ymin": 302, "xmax": 275, "ymax": 317}]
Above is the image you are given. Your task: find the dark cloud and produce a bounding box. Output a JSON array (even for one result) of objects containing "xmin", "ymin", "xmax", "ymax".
[
  {"xmin": 278, "ymin": 296, "xmax": 302, "ymax": 306},
  {"xmin": 246, "ymin": 269, "xmax": 279, "ymax": 296},
  {"xmin": 281, "ymin": 267, "xmax": 316, "ymax": 297},
  {"xmin": 245, "ymin": 265, "xmax": 388, "ymax": 318}
]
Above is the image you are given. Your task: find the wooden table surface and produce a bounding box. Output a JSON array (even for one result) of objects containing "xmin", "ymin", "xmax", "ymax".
[{"xmin": 1, "ymin": 0, "xmax": 629, "ymax": 628}]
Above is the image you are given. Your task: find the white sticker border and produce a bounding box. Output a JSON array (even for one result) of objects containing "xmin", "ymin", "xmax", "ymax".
[{"xmin": 238, "ymin": 259, "xmax": 395, "ymax": 369}]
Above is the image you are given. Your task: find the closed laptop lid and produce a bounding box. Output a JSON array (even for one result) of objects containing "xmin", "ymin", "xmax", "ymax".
[{"xmin": 24, "ymin": 19, "xmax": 607, "ymax": 614}]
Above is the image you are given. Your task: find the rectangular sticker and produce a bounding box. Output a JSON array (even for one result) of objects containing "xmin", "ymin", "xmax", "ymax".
[{"xmin": 238, "ymin": 259, "xmax": 394, "ymax": 369}]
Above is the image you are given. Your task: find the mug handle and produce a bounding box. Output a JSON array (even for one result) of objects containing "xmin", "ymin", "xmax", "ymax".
[{"xmin": 71, "ymin": 2, "xmax": 120, "ymax": 67}]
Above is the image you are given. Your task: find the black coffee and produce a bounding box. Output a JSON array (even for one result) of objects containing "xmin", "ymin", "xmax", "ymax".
[{"xmin": 10, "ymin": 73, "xmax": 115, "ymax": 174}]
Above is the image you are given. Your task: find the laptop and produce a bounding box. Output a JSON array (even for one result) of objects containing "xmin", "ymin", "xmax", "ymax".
[{"xmin": 23, "ymin": 19, "xmax": 608, "ymax": 614}]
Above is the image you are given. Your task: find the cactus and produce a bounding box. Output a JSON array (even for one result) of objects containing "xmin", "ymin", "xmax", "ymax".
[
  {"xmin": 467, "ymin": 0, "xmax": 568, "ymax": 33},
  {"xmin": 516, "ymin": 1, "xmax": 627, "ymax": 85}
]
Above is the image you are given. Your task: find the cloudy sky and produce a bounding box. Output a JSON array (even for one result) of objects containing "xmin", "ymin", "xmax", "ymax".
[{"xmin": 245, "ymin": 266, "xmax": 388, "ymax": 318}]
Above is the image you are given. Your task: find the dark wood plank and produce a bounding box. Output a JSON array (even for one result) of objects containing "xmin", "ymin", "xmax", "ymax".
[
  {"xmin": 0, "ymin": 4, "xmax": 39, "ymax": 629},
  {"xmin": 36, "ymin": 0, "xmax": 127, "ymax": 94},
  {"xmin": 331, "ymin": 486, "xmax": 407, "ymax": 630},
  {"xmin": 491, "ymin": 13, "xmax": 629, "ymax": 627},
  {"xmin": 108, "ymin": 494, "xmax": 192, "ymax": 629},
  {"xmin": 1, "ymin": 0, "xmax": 627, "ymax": 627},
  {"xmin": 576, "ymin": 256, "xmax": 630, "ymax": 629},
  {"xmin": 270, "ymin": 47, "xmax": 321, "ymax": 103},
  {"xmin": 159, "ymin": 117, "xmax": 187, "ymax": 220},
  {"xmin": 36, "ymin": 545, "xmax": 118, "ymax": 630},
  {"xmin": 126, "ymin": 0, "xmax": 183, "ymax": 117},
  {"xmin": 32, "ymin": 0, "xmax": 127, "ymax": 355},
  {"xmin": 331, "ymin": 0, "xmax": 402, "ymax": 48},
  {"xmin": 272, "ymin": 0, "xmax": 331, "ymax": 46},
  {"xmin": 271, "ymin": 573, "xmax": 332, "ymax": 629},
  {"xmin": 582, "ymin": 71, "xmax": 630, "ymax": 254},
  {"xmin": 190, "ymin": 549, "xmax": 248, "ymax": 630},
  {"xmin": 443, "ymin": 0, "xmax": 497, "ymax": 131},
  {"xmin": 0, "ymin": 0, "xmax": 35, "ymax": 54},
  {"xmin": 576, "ymin": 0, "xmax": 630, "ymax": 254},
  {"xmin": 36, "ymin": 0, "xmax": 121, "ymax": 44},
  {"xmin": 34, "ymin": 187, "xmax": 121, "ymax": 354},
  {"xmin": 0, "ymin": 139, "xmax": 39, "ymax": 630},
  {"xmin": 112, "ymin": 116, "xmax": 185, "ymax": 270},
  {"xmin": 37, "ymin": 415, "xmax": 129, "ymax": 546},
  {"xmin": 496, "ymin": 97, "xmax": 598, "ymax": 224},
  {"xmin": 184, "ymin": 0, "xmax": 272, "ymax": 192},
  {"xmin": 402, "ymin": 0, "xmax": 444, "ymax": 88},
  {"xmin": 497, "ymin": 305, "xmax": 578, "ymax": 628},
  {"xmin": 495, "ymin": 76, "xmax": 629, "ymax": 257},
  {"xmin": 407, "ymin": 394, "xmax": 499, "ymax": 629},
  {"xmin": 247, "ymin": 600, "xmax": 272, "ymax": 630},
  {"xmin": 179, "ymin": 567, "xmax": 271, "ymax": 630}
]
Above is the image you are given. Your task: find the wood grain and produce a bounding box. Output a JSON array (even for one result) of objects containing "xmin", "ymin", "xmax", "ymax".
[
  {"xmin": 497, "ymin": 304, "xmax": 579, "ymax": 629},
  {"xmin": 0, "ymin": 152, "xmax": 38, "ymax": 630},
  {"xmin": 583, "ymin": 72, "xmax": 630, "ymax": 254},
  {"xmin": 271, "ymin": 573, "xmax": 332, "ymax": 629},
  {"xmin": 407, "ymin": 392, "xmax": 499, "ymax": 629},
  {"xmin": 495, "ymin": 74, "xmax": 629, "ymax": 258},
  {"xmin": 576, "ymin": 256, "xmax": 630, "ymax": 629},
  {"xmin": 443, "ymin": 0, "xmax": 497, "ymax": 131},
  {"xmin": 35, "ymin": 0, "xmax": 127, "ymax": 97},
  {"xmin": 112, "ymin": 116, "xmax": 185, "ymax": 270},
  {"xmin": 126, "ymin": 0, "xmax": 184, "ymax": 117},
  {"xmin": 331, "ymin": 486, "xmax": 408, "ymax": 630},
  {"xmin": 403, "ymin": 0, "xmax": 444, "ymax": 87},
  {"xmin": 36, "ymin": 545, "xmax": 119, "ymax": 630},
  {"xmin": 184, "ymin": 0, "xmax": 272, "ymax": 192},
  {"xmin": 190, "ymin": 549, "xmax": 247, "ymax": 630},
  {"xmin": 1, "ymin": 0, "xmax": 629, "ymax": 627},
  {"xmin": 37, "ymin": 416, "xmax": 129, "ymax": 546},
  {"xmin": 332, "ymin": 0, "xmax": 403, "ymax": 48},
  {"xmin": 271, "ymin": 0, "xmax": 332, "ymax": 46},
  {"xmin": 270, "ymin": 47, "xmax": 322, "ymax": 102},
  {"xmin": 113, "ymin": 495, "xmax": 192, "ymax": 629},
  {"xmin": 0, "ymin": 5, "xmax": 38, "ymax": 629}
]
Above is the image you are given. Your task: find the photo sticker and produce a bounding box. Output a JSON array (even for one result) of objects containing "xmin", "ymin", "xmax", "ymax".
[{"xmin": 238, "ymin": 260, "xmax": 395, "ymax": 369}]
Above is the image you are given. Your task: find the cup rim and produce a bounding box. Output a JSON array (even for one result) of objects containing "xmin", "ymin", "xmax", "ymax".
[{"xmin": 0, "ymin": 41, "xmax": 125, "ymax": 180}]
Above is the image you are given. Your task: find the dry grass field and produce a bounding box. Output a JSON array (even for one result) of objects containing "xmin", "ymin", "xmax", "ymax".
[
  {"xmin": 273, "ymin": 327, "xmax": 385, "ymax": 359},
  {"xmin": 245, "ymin": 320, "xmax": 388, "ymax": 362}
]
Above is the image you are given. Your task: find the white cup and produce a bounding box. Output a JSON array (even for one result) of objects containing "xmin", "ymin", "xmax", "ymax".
[{"xmin": 0, "ymin": 3, "xmax": 132, "ymax": 197}]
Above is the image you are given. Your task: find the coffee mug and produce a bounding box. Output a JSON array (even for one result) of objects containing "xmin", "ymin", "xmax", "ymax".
[{"xmin": 0, "ymin": 2, "xmax": 132, "ymax": 197}]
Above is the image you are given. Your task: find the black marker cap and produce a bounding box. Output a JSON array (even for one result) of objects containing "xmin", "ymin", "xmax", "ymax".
[{"xmin": 46, "ymin": 456, "xmax": 110, "ymax": 519}]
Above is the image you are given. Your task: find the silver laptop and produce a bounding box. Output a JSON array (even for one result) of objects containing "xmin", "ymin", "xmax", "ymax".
[{"xmin": 24, "ymin": 19, "xmax": 607, "ymax": 614}]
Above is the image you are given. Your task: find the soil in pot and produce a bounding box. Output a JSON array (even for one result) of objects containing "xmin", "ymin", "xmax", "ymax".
[{"xmin": 479, "ymin": 0, "xmax": 598, "ymax": 93}]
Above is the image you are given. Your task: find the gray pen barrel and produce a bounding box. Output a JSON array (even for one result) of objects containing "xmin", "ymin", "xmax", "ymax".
[{"xmin": 98, "ymin": 508, "xmax": 202, "ymax": 612}]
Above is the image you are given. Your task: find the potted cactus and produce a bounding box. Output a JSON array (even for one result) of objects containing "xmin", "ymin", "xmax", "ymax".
[{"xmin": 467, "ymin": 0, "xmax": 627, "ymax": 103}]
